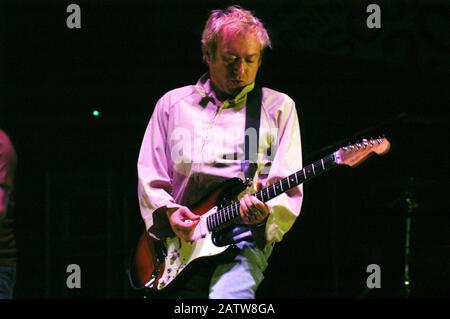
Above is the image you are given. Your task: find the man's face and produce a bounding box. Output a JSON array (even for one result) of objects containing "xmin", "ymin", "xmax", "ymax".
[{"xmin": 207, "ymin": 30, "xmax": 261, "ymax": 99}]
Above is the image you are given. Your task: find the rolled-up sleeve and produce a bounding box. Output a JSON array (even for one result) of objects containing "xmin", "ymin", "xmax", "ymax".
[{"xmin": 258, "ymin": 97, "xmax": 303, "ymax": 244}]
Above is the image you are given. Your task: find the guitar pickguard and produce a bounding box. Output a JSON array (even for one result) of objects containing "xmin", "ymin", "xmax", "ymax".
[{"xmin": 157, "ymin": 207, "xmax": 229, "ymax": 290}]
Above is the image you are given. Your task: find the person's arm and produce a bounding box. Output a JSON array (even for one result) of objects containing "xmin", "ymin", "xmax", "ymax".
[
  {"xmin": 137, "ymin": 94, "xmax": 198, "ymax": 240},
  {"xmin": 0, "ymin": 185, "xmax": 9, "ymax": 219},
  {"xmin": 257, "ymin": 96, "xmax": 304, "ymax": 244},
  {"xmin": 0, "ymin": 130, "xmax": 17, "ymax": 220}
]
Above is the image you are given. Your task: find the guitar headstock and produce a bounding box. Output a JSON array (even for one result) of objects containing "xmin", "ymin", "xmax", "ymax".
[{"xmin": 335, "ymin": 137, "xmax": 390, "ymax": 167}]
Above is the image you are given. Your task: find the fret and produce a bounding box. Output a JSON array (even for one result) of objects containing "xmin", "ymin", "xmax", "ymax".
[
  {"xmin": 287, "ymin": 175, "xmax": 291, "ymax": 188},
  {"xmin": 305, "ymin": 166, "xmax": 315, "ymax": 179},
  {"xmin": 313, "ymin": 161, "xmax": 321, "ymax": 174},
  {"xmin": 317, "ymin": 161, "xmax": 323, "ymax": 173},
  {"xmin": 222, "ymin": 208, "xmax": 227, "ymax": 223},
  {"xmin": 295, "ymin": 171, "xmax": 299, "ymax": 184},
  {"xmin": 311, "ymin": 163, "xmax": 316, "ymax": 176},
  {"xmin": 214, "ymin": 213, "xmax": 219, "ymax": 227},
  {"xmin": 321, "ymin": 158, "xmax": 325, "ymax": 170},
  {"xmin": 284, "ymin": 179, "xmax": 290, "ymax": 190},
  {"xmin": 280, "ymin": 180, "xmax": 284, "ymax": 192},
  {"xmin": 234, "ymin": 202, "xmax": 239, "ymax": 218},
  {"xmin": 272, "ymin": 183, "xmax": 276, "ymax": 197}
]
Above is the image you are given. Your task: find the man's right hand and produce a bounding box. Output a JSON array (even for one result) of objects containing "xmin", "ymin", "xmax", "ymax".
[{"xmin": 166, "ymin": 206, "xmax": 200, "ymax": 241}]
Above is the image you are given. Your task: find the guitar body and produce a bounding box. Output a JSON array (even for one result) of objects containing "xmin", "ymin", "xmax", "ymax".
[{"xmin": 128, "ymin": 178, "xmax": 247, "ymax": 293}]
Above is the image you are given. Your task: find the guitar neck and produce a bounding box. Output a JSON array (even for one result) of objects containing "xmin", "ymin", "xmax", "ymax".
[{"xmin": 207, "ymin": 153, "xmax": 338, "ymax": 231}]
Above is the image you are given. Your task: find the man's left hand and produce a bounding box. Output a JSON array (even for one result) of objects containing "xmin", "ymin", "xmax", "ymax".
[{"xmin": 239, "ymin": 184, "xmax": 271, "ymax": 225}]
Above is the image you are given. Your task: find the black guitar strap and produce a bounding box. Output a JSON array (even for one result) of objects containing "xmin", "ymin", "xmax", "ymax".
[
  {"xmin": 213, "ymin": 85, "xmax": 267, "ymax": 250},
  {"xmin": 241, "ymin": 85, "xmax": 267, "ymax": 249},
  {"xmin": 242, "ymin": 84, "xmax": 262, "ymax": 180}
]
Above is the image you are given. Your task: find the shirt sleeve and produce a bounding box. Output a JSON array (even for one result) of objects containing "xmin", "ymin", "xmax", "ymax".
[
  {"xmin": 0, "ymin": 130, "xmax": 17, "ymax": 218},
  {"xmin": 256, "ymin": 96, "xmax": 304, "ymax": 245},
  {"xmin": 137, "ymin": 95, "xmax": 181, "ymax": 239},
  {"xmin": 0, "ymin": 131, "xmax": 17, "ymax": 189}
]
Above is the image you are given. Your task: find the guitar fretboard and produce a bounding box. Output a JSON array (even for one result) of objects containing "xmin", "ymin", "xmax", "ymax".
[{"xmin": 206, "ymin": 153, "xmax": 337, "ymax": 231}]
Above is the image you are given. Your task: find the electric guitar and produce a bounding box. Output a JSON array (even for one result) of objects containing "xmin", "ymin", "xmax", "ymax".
[{"xmin": 128, "ymin": 137, "xmax": 391, "ymax": 293}]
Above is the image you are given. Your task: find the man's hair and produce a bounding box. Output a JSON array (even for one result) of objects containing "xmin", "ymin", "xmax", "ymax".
[{"xmin": 201, "ymin": 5, "xmax": 272, "ymax": 62}]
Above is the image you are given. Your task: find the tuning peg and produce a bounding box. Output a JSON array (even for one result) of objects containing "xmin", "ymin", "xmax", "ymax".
[
  {"xmin": 370, "ymin": 138, "xmax": 375, "ymax": 145},
  {"xmin": 362, "ymin": 139, "xmax": 368, "ymax": 148},
  {"xmin": 377, "ymin": 136, "xmax": 383, "ymax": 144},
  {"xmin": 342, "ymin": 146, "xmax": 348, "ymax": 151},
  {"xmin": 349, "ymin": 145, "xmax": 355, "ymax": 151}
]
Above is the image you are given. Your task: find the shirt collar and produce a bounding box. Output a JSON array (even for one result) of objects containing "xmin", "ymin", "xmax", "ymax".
[{"xmin": 195, "ymin": 73, "xmax": 255, "ymax": 109}]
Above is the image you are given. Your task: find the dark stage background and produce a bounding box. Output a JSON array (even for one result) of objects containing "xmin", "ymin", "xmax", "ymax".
[{"xmin": 1, "ymin": 0, "xmax": 449, "ymax": 299}]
